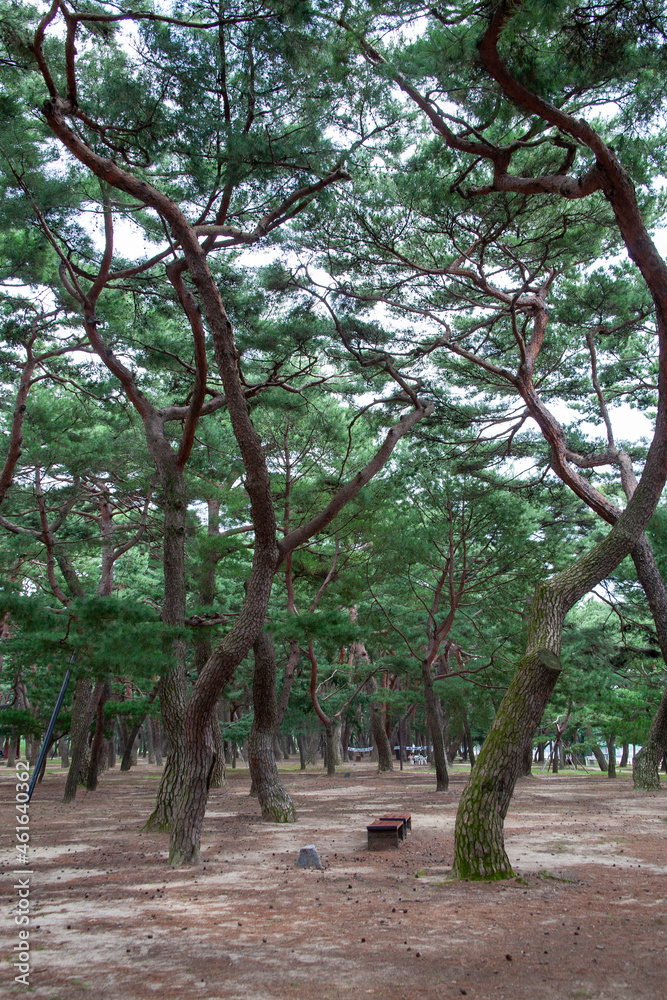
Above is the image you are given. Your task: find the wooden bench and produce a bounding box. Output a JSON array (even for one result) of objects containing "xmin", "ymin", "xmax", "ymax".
[
  {"xmin": 379, "ymin": 813, "xmax": 411, "ymax": 836},
  {"xmin": 367, "ymin": 819, "xmax": 404, "ymax": 850}
]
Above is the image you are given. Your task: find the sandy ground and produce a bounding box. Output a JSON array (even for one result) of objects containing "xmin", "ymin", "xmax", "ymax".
[{"xmin": 1, "ymin": 759, "xmax": 666, "ymax": 1000}]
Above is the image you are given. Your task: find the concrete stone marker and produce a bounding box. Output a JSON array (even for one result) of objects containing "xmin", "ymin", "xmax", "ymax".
[{"xmin": 295, "ymin": 845, "xmax": 324, "ymax": 870}]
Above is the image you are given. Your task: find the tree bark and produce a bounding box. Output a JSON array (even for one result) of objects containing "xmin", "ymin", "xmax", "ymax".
[
  {"xmin": 86, "ymin": 679, "xmax": 110, "ymax": 791},
  {"xmin": 146, "ymin": 714, "xmax": 155, "ymax": 764},
  {"xmin": 606, "ymin": 739, "xmax": 617, "ymax": 778},
  {"xmin": 247, "ymin": 631, "xmax": 296, "ymax": 822},
  {"xmin": 633, "ymin": 686, "xmax": 667, "ymax": 789},
  {"xmin": 7, "ymin": 733, "xmax": 17, "ymax": 768},
  {"xmin": 463, "ymin": 715, "xmax": 476, "ymax": 768},
  {"xmin": 585, "ymin": 727, "xmax": 608, "ymax": 772},
  {"xmin": 421, "ymin": 661, "xmax": 449, "ymax": 791},
  {"xmin": 366, "ymin": 675, "xmax": 393, "ymax": 771},
  {"xmin": 453, "ymin": 473, "xmax": 667, "ymax": 879},
  {"xmin": 454, "ymin": 648, "xmax": 562, "ymax": 879},
  {"xmin": 519, "ymin": 739, "xmax": 532, "ymax": 777},
  {"xmin": 297, "ymin": 733, "xmax": 308, "ymax": 770},
  {"xmin": 145, "ymin": 457, "xmax": 188, "ymax": 829},
  {"xmin": 59, "ymin": 735, "xmax": 69, "ymax": 769},
  {"xmin": 323, "ymin": 722, "xmax": 338, "ymax": 777},
  {"xmin": 152, "ymin": 717, "xmax": 162, "ymax": 767},
  {"xmin": 63, "ymin": 678, "xmax": 102, "ymax": 804}
]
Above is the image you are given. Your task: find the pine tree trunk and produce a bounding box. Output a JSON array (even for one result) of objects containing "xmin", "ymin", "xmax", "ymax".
[
  {"xmin": 519, "ymin": 739, "xmax": 533, "ymax": 777},
  {"xmin": 121, "ymin": 724, "xmax": 142, "ymax": 771},
  {"xmin": 98, "ymin": 739, "xmax": 109, "ymax": 776},
  {"xmin": 7, "ymin": 733, "xmax": 17, "ymax": 768},
  {"xmin": 627, "ymin": 537, "xmax": 667, "ymax": 788},
  {"xmin": 606, "ymin": 739, "xmax": 617, "ymax": 778},
  {"xmin": 368, "ymin": 677, "xmax": 393, "ymax": 772},
  {"xmin": 247, "ymin": 632, "xmax": 296, "ymax": 822},
  {"xmin": 120, "ymin": 690, "xmax": 161, "ymax": 772},
  {"xmin": 209, "ymin": 703, "xmax": 226, "ymax": 788},
  {"xmin": 152, "ymin": 717, "xmax": 162, "ymax": 767},
  {"xmin": 146, "ymin": 457, "xmax": 188, "ymax": 830},
  {"xmin": 146, "ymin": 714, "xmax": 156, "ymax": 763},
  {"xmin": 421, "ymin": 661, "xmax": 449, "ymax": 791},
  {"xmin": 297, "ymin": 733, "xmax": 308, "ymax": 770},
  {"xmin": 463, "ymin": 718, "xmax": 476, "ymax": 768},
  {"xmin": 324, "ymin": 722, "xmax": 337, "ymax": 777},
  {"xmin": 620, "ymin": 742, "xmax": 629, "ymax": 768},
  {"xmin": 86, "ymin": 680, "xmax": 110, "ymax": 791},
  {"xmin": 107, "ymin": 733, "xmax": 116, "ymax": 769},
  {"xmin": 276, "ymin": 642, "xmax": 300, "ymax": 726},
  {"xmin": 585, "ymin": 727, "xmax": 608, "ymax": 772},
  {"xmin": 167, "ymin": 540, "xmax": 278, "ymax": 864},
  {"xmin": 59, "ymin": 735, "xmax": 69, "ymax": 769},
  {"xmin": 63, "ymin": 678, "xmax": 101, "ymax": 804},
  {"xmin": 453, "ymin": 646, "xmax": 562, "ymax": 880},
  {"xmin": 633, "ymin": 685, "xmax": 667, "ymax": 790}
]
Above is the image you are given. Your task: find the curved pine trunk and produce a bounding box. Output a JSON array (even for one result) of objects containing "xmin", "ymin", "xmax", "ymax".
[
  {"xmin": 585, "ymin": 727, "xmax": 608, "ymax": 772},
  {"xmin": 454, "ymin": 646, "xmax": 562, "ymax": 880},
  {"xmin": 633, "ymin": 687, "xmax": 667, "ymax": 790},
  {"xmin": 193, "ymin": 632, "xmax": 226, "ymax": 789},
  {"xmin": 630, "ymin": 540, "xmax": 667, "ymax": 789},
  {"xmin": 248, "ymin": 632, "xmax": 295, "ymax": 822},
  {"xmin": 120, "ymin": 724, "xmax": 142, "ymax": 771},
  {"xmin": 168, "ymin": 555, "xmax": 278, "ymax": 865}
]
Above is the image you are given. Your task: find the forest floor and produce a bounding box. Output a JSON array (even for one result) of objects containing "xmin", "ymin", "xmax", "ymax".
[{"xmin": 1, "ymin": 759, "xmax": 666, "ymax": 1000}]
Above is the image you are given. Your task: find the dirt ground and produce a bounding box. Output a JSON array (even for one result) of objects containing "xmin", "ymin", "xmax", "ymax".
[{"xmin": 2, "ymin": 759, "xmax": 666, "ymax": 1000}]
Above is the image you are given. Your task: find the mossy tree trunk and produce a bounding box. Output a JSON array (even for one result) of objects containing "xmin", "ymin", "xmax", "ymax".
[
  {"xmin": 453, "ymin": 467, "xmax": 667, "ymax": 879},
  {"xmin": 454, "ymin": 646, "xmax": 562, "ymax": 880},
  {"xmin": 247, "ymin": 631, "xmax": 296, "ymax": 822},
  {"xmin": 406, "ymin": 0, "xmax": 667, "ymax": 879}
]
